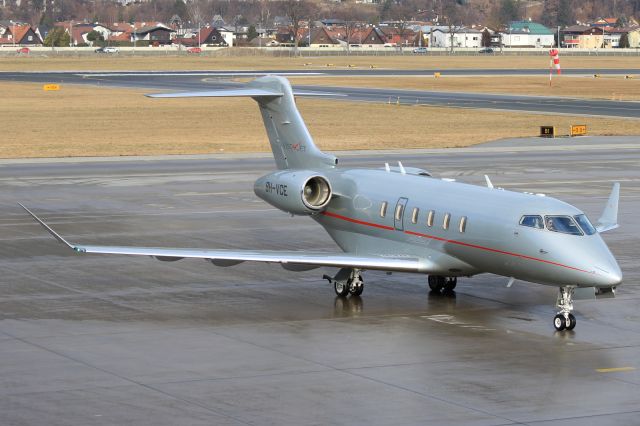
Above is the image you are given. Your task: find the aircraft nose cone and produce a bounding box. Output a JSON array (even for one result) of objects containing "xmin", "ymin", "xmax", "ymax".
[{"xmin": 597, "ymin": 261, "xmax": 622, "ymax": 287}]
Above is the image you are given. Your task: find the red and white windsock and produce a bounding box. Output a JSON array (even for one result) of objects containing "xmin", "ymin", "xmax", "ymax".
[{"xmin": 549, "ymin": 48, "xmax": 561, "ymax": 74}]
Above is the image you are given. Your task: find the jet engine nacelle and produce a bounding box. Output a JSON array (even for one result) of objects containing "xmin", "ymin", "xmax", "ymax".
[{"xmin": 254, "ymin": 170, "xmax": 332, "ymax": 215}]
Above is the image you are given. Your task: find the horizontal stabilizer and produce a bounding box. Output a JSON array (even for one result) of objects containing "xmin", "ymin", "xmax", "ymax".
[
  {"xmin": 146, "ymin": 88, "xmax": 283, "ymax": 98},
  {"xmin": 146, "ymin": 89, "xmax": 344, "ymax": 99}
]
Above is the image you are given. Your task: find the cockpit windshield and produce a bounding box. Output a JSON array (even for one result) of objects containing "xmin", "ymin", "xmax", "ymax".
[
  {"xmin": 574, "ymin": 214, "xmax": 597, "ymax": 235},
  {"xmin": 544, "ymin": 216, "xmax": 583, "ymax": 235}
]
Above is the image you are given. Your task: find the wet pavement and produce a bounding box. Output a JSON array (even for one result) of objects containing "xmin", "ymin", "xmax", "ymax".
[{"xmin": 0, "ymin": 137, "xmax": 638, "ymax": 425}]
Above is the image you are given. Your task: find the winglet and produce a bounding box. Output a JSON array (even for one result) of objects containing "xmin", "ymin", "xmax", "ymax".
[
  {"xmin": 18, "ymin": 203, "xmax": 78, "ymax": 250},
  {"xmin": 596, "ymin": 183, "xmax": 620, "ymax": 233}
]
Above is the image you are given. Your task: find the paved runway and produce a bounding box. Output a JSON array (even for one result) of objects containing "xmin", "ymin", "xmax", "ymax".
[
  {"xmin": 2, "ymin": 70, "xmax": 640, "ymax": 118},
  {"xmin": 1, "ymin": 136, "xmax": 638, "ymax": 425}
]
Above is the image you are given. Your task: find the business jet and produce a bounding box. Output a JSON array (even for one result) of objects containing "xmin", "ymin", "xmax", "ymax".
[{"xmin": 21, "ymin": 76, "xmax": 621, "ymax": 331}]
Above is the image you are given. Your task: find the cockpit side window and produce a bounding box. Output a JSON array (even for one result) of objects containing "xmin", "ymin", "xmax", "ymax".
[
  {"xmin": 574, "ymin": 214, "xmax": 596, "ymax": 235},
  {"xmin": 545, "ymin": 216, "xmax": 583, "ymax": 236},
  {"xmin": 519, "ymin": 215, "xmax": 543, "ymax": 229}
]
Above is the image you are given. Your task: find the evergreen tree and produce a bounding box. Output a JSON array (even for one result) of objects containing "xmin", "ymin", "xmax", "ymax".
[
  {"xmin": 557, "ymin": 0, "xmax": 574, "ymax": 27},
  {"xmin": 481, "ymin": 28, "xmax": 491, "ymax": 47},
  {"xmin": 247, "ymin": 25, "xmax": 258, "ymax": 41},
  {"xmin": 619, "ymin": 32, "xmax": 630, "ymax": 48}
]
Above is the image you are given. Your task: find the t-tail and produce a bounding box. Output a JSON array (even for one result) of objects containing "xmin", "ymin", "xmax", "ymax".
[{"xmin": 147, "ymin": 76, "xmax": 338, "ymax": 170}]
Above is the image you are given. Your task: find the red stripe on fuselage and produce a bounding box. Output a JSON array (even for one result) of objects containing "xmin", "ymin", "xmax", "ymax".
[
  {"xmin": 321, "ymin": 211, "xmax": 590, "ymax": 274},
  {"xmin": 322, "ymin": 211, "xmax": 395, "ymax": 230}
]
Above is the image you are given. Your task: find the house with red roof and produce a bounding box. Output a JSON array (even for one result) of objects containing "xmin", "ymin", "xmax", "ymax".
[{"xmin": 0, "ymin": 24, "xmax": 42, "ymax": 46}]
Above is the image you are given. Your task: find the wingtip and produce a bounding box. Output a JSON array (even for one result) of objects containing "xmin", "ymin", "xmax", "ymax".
[{"xmin": 18, "ymin": 203, "xmax": 75, "ymax": 249}]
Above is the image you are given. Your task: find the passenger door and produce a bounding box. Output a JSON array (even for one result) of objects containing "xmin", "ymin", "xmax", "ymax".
[{"xmin": 394, "ymin": 198, "xmax": 408, "ymax": 231}]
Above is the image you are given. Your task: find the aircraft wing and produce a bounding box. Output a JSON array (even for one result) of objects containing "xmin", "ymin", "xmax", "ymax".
[{"xmin": 20, "ymin": 204, "xmax": 431, "ymax": 273}]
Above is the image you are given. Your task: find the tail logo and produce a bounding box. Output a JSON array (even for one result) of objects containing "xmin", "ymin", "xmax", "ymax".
[{"xmin": 285, "ymin": 143, "xmax": 306, "ymax": 152}]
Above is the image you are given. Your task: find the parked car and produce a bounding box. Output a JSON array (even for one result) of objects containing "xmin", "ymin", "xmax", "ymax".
[
  {"xmin": 16, "ymin": 47, "xmax": 30, "ymax": 54},
  {"xmin": 187, "ymin": 47, "xmax": 202, "ymax": 54},
  {"xmin": 478, "ymin": 47, "xmax": 494, "ymax": 54},
  {"xmin": 95, "ymin": 46, "xmax": 119, "ymax": 54},
  {"xmin": 412, "ymin": 47, "xmax": 428, "ymax": 54}
]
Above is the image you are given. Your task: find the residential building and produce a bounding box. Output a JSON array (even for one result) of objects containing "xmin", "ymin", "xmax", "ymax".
[
  {"xmin": 430, "ymin": 27, "xmax": 482, "ymax": 48},
  {"xmin": 0, "ymin": 23, "xmax": 42, "ymax": 45},
  {"xmin": 501, "ymin": 21, "xmax": 554, "ymax": 48}
]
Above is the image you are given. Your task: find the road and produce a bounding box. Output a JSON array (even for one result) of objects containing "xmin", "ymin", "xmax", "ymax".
[{"xmin": 1, "ymin": 136, "xmax": 638, "ymax": 425}]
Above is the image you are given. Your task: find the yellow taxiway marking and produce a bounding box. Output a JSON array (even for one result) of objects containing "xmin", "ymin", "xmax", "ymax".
[{"xmin": 595, "ymin": 367, "xmax": 636, "ymax": 373}]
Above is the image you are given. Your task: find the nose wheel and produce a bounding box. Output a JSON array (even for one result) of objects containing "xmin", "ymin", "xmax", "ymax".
[{"xmin": 554, "ymin": 286, "xmax": 577, "ymax": 331}]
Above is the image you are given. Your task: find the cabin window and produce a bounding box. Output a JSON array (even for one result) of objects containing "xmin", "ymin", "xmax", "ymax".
[
  {"xmin": 519, "ymin": 215, "xmax": 544, "ymax": 229},
  {"xmin": 395, "ymin": 203, "xmax": 404, "ymax": 221},
  {"xmin": 574, "ymin": 214, "xmax": 596, "ymax": 235},
  {"xmin": 459, "ymin": 216, "xmax": 467, "ymax": 233},
  {"xmin": 426, "ymin": 210, "xmax": 434, "ymax": 227},
  {"xmin": 545, "ymin": 216, "xmax": 583, "ymax": 236},
  {"xmin": 443, "ymin": 213, "xmax": 451, "ymax": 230},
  {"xmin": 380, "ymin": 201, "xmax": 388, "ymax": 218},
  {"xmin": 411, "ymin": 207, "xmax": 419, "ymax": 224}
]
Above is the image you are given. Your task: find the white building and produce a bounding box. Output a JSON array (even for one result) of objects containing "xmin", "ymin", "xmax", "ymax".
[{"xmin": 430, "ymin": 27, "xmax": 483, "ymax": 48}]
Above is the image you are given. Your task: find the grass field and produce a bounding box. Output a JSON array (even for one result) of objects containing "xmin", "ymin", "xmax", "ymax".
[
  {"xmin": 3, "ymin": 54, "xmax": 640, "ymax": 72},
  {"xmin": 289, "ymin": 75, "xmax": 640, "ymax": 100},
  {"xmin": 3, "ymin": 82, "xmax": 640, "ymax": 159}
]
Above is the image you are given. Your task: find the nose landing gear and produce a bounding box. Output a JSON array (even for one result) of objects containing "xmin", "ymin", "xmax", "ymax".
[{"xmin": 554, "ymin": 286, "xmax": 577, "ymax": 331}]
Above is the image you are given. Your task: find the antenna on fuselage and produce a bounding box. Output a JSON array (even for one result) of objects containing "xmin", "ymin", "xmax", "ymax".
[
  {"xmin": 484, "ymin": 175, "xmax": 494, "ymax": 189},
  {"xmin": 398, "ymin": 161, "xmax": 406, "ymax": 174}
]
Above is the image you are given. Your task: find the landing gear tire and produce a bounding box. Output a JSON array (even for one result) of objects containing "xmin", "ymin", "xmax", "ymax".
[
  {"xmin": 566, "ymin": 313, "xmax": 576, "ymax": 331},
  {"xmin": 428, "ymin": 275, "xmax": 445, "ymax": 292},
  {"xmin": 334, "ymin": 280, "xmax": 349, "ymax": 297},
  {"xmin": 554, "ymin": 286, "xmax": 577, "ymax": 331},
  {"xmin": 443, "ymin": 277, "xmax": 457, "ymax": 292},
  {"xmin": 428, "ymin": 276, "xmax": 456, "ymax": 293},
  {"xmin": 553, "ymin": 314, "xmax": 566, "ymax": 331},
  {"xmin": 348, "ymin": 275, "xmax": 364, "ymax": 296}
]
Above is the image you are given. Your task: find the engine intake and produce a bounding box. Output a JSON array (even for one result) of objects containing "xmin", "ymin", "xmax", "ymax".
[
  {"xmin": 302, "ymin": 176, "xmax": 331, "ymax": 210},
  {"xmin": 254, "ymin": 170, "xmax": 333, "ymax": 215}
]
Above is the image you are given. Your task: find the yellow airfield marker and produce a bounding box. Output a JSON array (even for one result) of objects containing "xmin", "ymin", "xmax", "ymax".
[
  {"xmin": 595, "ymin": 367, "xmax": 636, "ymax": 373},
  {"xmin": 43, "ymin": 84, "xmax": 60, "ymax": 91}
]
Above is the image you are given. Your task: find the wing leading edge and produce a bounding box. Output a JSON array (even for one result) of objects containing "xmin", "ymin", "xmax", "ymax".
[{"xmin": 20, "ymin": 204, "xmax": 433, "ymax": 273}]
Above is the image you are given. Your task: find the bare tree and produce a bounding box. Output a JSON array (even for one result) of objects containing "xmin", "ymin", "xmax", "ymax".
[
  {"xmin": 277, "ymin": 0, "xmax": 313, "ymax": 54},
  {"xmin": 441, "ymin": 0, "xmax": 463, "ymax": 53},
  {"xmin": 334, "ymin": 3, "xmax": 367, "ymax": 53}
]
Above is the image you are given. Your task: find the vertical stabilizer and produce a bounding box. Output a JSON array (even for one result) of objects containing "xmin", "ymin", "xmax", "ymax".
[
  {"xmin": 147, "ymin": 76, "xmax": 337, "ymax": 170},
  {"xmin": 247, "ymin": 76, "xmax": 337, "ymax": 170}
]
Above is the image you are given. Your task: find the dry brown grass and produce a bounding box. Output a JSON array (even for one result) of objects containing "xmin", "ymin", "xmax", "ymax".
[
  {"xmin": 290, "ymin": 75, "xmax": 640, "ymax": 100},
  {"xmin": 3, "ymin": 53, "xmax": 640, "ymax": 72},
  {"xmin": 3, "ymin": 81, "xmax": 640, "ymax": 159}
]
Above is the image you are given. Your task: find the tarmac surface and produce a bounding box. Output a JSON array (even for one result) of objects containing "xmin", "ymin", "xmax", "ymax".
[
  {"xmin": 1, "ymin": 136, "xmax": 639, "ymax": 425},
  {"xmin": 2, "ymin": 70, "xmax": 640, "ymax": 118}
]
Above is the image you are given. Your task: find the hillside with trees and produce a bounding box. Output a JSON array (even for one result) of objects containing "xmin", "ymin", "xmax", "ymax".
[{"xmin": 2, "ymin": 0, "xmax": 640, "ymax": 30}]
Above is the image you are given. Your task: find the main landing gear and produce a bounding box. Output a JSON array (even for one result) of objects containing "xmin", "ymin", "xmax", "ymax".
[
  {"xmin": 324, "ymin": 268, "xmax": 363, "ymax": 297},
  {"xmin": 428, "ymin": 275, "xmax": 457, "ymax": 293},
  {"xmin": 554, "ymin": 286, "xmax": 577, "ymax": 331}
]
